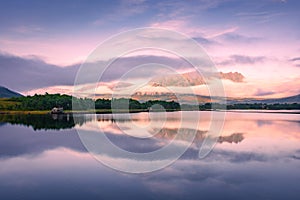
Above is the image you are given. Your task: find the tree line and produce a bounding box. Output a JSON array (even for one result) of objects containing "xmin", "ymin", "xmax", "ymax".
[
  {"xmin": 2, "ymin": 93, "xmax": 180, "ymax": 111},
  {"xmin": 0, "ymin": 93, "xmax": 299, "ymax": 111}
]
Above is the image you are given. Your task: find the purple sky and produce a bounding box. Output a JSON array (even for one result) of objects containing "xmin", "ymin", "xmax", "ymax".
[{"xmin": 0, "ymin": 0, "xmax": 299, "ymax": 98}]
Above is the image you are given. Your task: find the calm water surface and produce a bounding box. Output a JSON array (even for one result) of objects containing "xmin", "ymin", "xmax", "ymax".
[{"xmin": 0, "ymin": 111, "xmax": 299, "ymax": 200}]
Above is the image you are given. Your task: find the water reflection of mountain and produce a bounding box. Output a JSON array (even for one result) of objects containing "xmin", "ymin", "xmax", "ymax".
[
  {"xmin": 0, "ymin": 114, "xmax": 244, "ymax": 145},
  {"xmin": 218, "ymin": 133, "xmax": 244, "ymax": 144},
  {"xmin": 153, "ymin": 129, "xmax": 244, "ymax": 144},
  {"xmin": 150, "ymin": 128, "xmax": 207, "ymax": 141},
  {"xmin": 0, "ymin": 114, "xmax": 90, "ymax": 130},
  {"xmin": 101, "ymin": 121, "xmax": 244, "ymax": 145},
  {"xmin": 155, "ymin": 129, "xmax": 244, "ymax": 144}
]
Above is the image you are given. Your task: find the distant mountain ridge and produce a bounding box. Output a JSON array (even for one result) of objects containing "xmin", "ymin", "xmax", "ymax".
[
  {"xmin": 93, "ymin": 91, "xmax": 300, "ymax": 105},
  {"xmin": 225, "ymin": 94, "xmax": 300, "ymax": 104},
  {"xmin": 0, "ymin": 84, "xmax": 298, "ymax": 105},
  {"xmin": 0, "ymin": 86, "xmax": 23, "ymax": 98},
  {"xmin": 130, "ymin": 92, "xmax": 300, "ymax": 104},
  {"xmin": 148, "ymin": 71, "xmax": 245, "ymax": 87}
]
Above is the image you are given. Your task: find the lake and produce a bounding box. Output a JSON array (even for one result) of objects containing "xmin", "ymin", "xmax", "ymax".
[{"xmin": 0, "ymin": 111, "xmax": 299, "ymax": 200}]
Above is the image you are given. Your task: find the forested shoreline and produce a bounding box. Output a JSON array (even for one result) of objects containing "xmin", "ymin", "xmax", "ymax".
[{"xmin": 0, "ymin": 93, "xmax": 299, "ymax": 112}]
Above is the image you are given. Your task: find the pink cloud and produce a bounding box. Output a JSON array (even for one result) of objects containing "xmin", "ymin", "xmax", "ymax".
[
  {"xmin": 0, "ymin": 32, "xmax": 109, "ymax": 66},
  {"xmin": 150, "ymin": 18, "xmax": 238, "ymax": 40}
]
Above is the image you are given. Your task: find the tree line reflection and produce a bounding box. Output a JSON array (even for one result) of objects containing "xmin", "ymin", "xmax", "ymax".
[
  {"xmin": 0, "ymin": 114, "xmax": 78, "ymax": 130},
  {"xmin": 0, "ymin": 114, "xmax": 244, "ymax": 144}
]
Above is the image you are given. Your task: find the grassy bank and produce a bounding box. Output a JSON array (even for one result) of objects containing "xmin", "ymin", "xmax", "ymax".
[
  {"xmin": 0, "ymin": 110, "xmax": 50, "ymax": 115},
  {"xmin": 0, "ymin": 108, "xmax": 169, "ymax": 115}
]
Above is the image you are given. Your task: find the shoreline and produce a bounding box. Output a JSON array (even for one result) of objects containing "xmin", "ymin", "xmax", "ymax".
[
  {"xmin": 0, "ymin": 109, "xmax": 299, "ymax": 115},
  {"xmin": 0, "ymin": 109, "xmax": 177, "ymax": 115}
]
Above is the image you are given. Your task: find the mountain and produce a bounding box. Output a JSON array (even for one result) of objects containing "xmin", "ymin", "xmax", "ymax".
[
  {"xmin": 258, "ymin": 94, "xmax": 300, "ymax": 104},
  {"xmin": 131, "ymin": 92, "xmax": 300, "ymax": 105},
  {"xmin": 227, "ymin": 94, "xmax": 300, "ymax": 104},
  {"xmin": 148, "ymin": 71, "xmax": 245, "ymax": 87},
  {"xmin": 0, "ymin": 86, "xmax": 23, "ymax": 98}
]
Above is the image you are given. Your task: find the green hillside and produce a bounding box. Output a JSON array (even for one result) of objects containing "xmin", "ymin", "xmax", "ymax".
[{"xmin": 0, "ymin": 86, "xmax": 23, "ymax": 98}]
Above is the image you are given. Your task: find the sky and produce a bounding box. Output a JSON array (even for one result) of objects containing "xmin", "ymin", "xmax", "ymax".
[{"xmin": 0, "ymin": 0, "xmax": 299, "ymax": 99}]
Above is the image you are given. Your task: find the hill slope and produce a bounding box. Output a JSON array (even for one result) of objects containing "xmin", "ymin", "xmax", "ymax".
[{"xmin": 0, "ymin": 86, "xmax": 23, "ymax": 98}]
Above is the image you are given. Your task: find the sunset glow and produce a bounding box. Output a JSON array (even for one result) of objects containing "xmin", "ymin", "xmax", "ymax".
[{"xmin": 0, "ymin": 0, "xmax": 299, "ymax": 99}]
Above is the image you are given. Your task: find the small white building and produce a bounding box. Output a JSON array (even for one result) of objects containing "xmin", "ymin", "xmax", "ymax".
[{"xmin": 51, "ymin": 107, "xmax": 64, "ymax": 114}]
